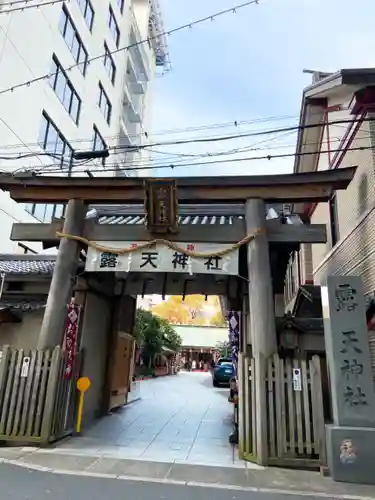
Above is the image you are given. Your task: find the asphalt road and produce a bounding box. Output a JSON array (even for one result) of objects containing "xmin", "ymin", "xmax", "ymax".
[{"xmin": 0, "ymin": 463, "xmax": 338, "ymax": 500}]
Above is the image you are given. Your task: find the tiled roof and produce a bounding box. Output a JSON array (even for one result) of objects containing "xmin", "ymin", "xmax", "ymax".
[
  {"xmin": 0, "ymin": 257, "xmax": 56, "ymax": 275},
  {"xmin": 93, "ymin": 204, "xmax": 301, "ymax": 226},
  {"xmin": 98, "ymin": 214, "xmax": 238, "ymax": 226}
]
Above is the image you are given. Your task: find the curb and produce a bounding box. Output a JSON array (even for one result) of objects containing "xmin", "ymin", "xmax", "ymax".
[{"xmin": 0, "ymin": 458, "xmax": 374, "ymax": 500}]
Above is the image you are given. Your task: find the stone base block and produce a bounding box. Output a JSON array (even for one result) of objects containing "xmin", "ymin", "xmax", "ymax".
[{"xmin": 326, "ymin": 424, "xmax": 375, "ymax": 485}]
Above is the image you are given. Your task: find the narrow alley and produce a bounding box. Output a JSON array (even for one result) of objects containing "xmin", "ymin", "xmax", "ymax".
[{"xmin": 53, "ymin": 371, "xmax": 241, "ymax": 467}]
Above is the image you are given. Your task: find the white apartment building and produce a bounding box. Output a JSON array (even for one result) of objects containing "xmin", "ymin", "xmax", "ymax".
[{"xmin": 0, "ymin": 0, "xmax": 167, "ymax": 253}]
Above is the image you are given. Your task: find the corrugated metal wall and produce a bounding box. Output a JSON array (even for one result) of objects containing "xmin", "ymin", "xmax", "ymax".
[
  {"xmin": 313, "ymin": 112, "xmax": 375, "ymax": 293},
  {"xmin": 312, "ymin": 112, "xmax": 375, "ymax": 373},
  {"xmin": 314, "ymin": 201, "xmax": 375, "ymax": 287},
  {"xmin": 335, "ymin": 117, "xmax": 375, "ymax": 235}
]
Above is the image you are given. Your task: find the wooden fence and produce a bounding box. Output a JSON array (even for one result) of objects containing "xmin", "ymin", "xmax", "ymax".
[
  {"xmin": 0, "ymin": 345, "xmax": 80, "ymax": 444},
  {"xmin": 238, "ymin": 353, "xmax": 326, "ymax": 468}
]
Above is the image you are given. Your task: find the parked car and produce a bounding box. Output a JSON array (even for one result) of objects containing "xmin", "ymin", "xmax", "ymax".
[{"xmin": 212, "ymin": 358, "xmax": 234, "ymax": 387}]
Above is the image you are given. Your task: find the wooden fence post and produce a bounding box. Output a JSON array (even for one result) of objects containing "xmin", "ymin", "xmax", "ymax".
[
  {"xmin": 254, "ymin": 353, "xmax": 268, "ymax": 465},
  {"xmin": 41, "ymin": 346, "xmax": 62, "ymax": 442},
  {"xmin": 0, "ymin": 345, "xmax": 10, "ymax": 434},
  {"xmin": 311, "ymin": 355, "xmax": 327, "ymax": 465},
  {"xmin": 238, "ymin": 352, "xmax": 245, "ymax": 458}
]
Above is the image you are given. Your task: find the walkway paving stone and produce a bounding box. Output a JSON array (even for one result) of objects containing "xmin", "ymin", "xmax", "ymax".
[{"xmin": 53, "ymin": 371, "xmax": 240, "ymax": 466}]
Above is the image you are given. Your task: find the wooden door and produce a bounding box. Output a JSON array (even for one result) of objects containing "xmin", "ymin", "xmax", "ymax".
[{"xmin": 108, "ymin": 331, "xmax": 134, "ymax": 410}]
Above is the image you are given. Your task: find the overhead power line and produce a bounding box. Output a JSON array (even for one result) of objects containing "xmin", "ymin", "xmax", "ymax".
[
  {"xmin": 23, "ymin": 143, "xmax": 374, "ymax": 176},
  {"xmin": 1, "ymin": 115, "xmax": 371, "ymax": 174},
  {"xmin": 109, "ymin": 117, "xmax": 375, "ymax": 152},
  {"xmin": 3, "ymin": 119, "xmax": 372, "ymax": 174},
  {"xmin": 3, "ymin": 132, "xmax": 353, "ymax": 174},
  {"xmin": 0, "ymin": 0, "xmax": 260, "ymax": 96},
  {"xmin": 1, "ymin": 0, "xmax": 59, "ymax": 5},
  {"xmin": 0, "ymin": 0, "xmax": 65, "ymax": 14},
  {"xmin": 0, "ymin": 107, "xmax": 349, "ymax": 152},
  {"xmin": 4, "ymin": 126, "xmax": 366, "ymax": 172}
]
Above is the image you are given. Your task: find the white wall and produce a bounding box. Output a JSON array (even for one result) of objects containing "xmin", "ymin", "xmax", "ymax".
[
  {"xmin": 0, "ymin": 309, "xmax": 44, "ymax": 349},
  {"xmin": 0, "ymin": 192, "xmax": 43, "ymax": 253},
  {"xmin": 0, "ymin": 0, "xmax": 157, "ymax": 252}
]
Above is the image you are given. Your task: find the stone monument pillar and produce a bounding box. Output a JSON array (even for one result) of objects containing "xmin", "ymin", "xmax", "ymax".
[{"xmin": 322, "ymin": 275, "xmax": 375, "ymax": 484}]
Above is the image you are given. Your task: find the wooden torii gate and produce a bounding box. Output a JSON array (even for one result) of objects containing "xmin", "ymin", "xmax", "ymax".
[{"xmin": 0, "ymin": 166, "xmax": 356, "ymax": 464}]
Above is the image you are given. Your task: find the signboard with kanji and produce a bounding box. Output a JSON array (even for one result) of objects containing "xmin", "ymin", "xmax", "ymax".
[
  {"xmin": 144, "ymin": 179, "xmax": 178, "ymax": 233},
  {"xmin": 85, "ymin": 241, "xmax": 239, "ymax": 275}
]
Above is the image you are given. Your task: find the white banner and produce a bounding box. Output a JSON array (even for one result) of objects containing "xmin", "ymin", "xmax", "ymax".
[{"xmin": 85, "ymin": 241, "xmax": 238, "ymax": 275}]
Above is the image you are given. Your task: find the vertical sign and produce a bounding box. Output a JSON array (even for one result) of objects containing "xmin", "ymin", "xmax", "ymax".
[
  {"xmin": 228, "ymin": 311, "xmax": 240, "ymax": 376},
  {"xmin": 144, "ymin": 179, "xmax": 178, "ymax": 233},
  {"xmin": 21, "ymin": 357, "xmax": 30, "ymax": 378},
  {"xmin": 292, "ymin": 368, "xmax": 302, "ymax": 391},
  {"xmin": 321, "ymin": 276, "xmax": 375, "ymax": 427},
  {"xmin": 64, "ymin": 300, "xmax": 80, "ymax": 380}
]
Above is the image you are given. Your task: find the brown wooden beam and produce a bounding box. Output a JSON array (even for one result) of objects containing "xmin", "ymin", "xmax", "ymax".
[
  {"xmin": 10, "ymin": 220, "xmax": 327, "ymax": 244},
  {"xmin": 3, "ymin": 183, "xmax": 338, "ymax": 204},
  {"xmin": 0, "ymin": 166, "xmax": 356, "ymax": 203}
]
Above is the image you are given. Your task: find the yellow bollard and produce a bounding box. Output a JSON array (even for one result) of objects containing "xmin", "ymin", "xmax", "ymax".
[{"xmin": 76, "ymin": 376, "xmax": 91, "ymax": 434}]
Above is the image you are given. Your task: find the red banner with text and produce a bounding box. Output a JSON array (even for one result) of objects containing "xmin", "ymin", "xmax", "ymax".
[{"xmin": 63, "ymin": 300, "xmax": 81, "ymax": 380}]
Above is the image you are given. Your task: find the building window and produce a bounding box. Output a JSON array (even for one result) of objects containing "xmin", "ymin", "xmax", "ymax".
[
  {"xmin": 59, "ymin": 5, "xmax": 88, "ymax": 75},
  {"xmin": 98, "ymin": 83, "xmax": 112, "ymax": 124},
  {"xmin": 93, "ymin": 126, "xmax": 107, "ymax": 166},
  {"xmin": 25, "ymin": 203, "xmax": 66, "ymax": 223},
  {"xmin": 117, "ymin": 0, "xmax": 124, "ymax": 13},
  {"xmin": 104, "ymin": 42, "xmax": 116, "ymax": 84},
  {"xmin": 109, "ymin": 6, "xmax": 120, "ymax": 47},
  {"xmin": 38, "ymin": 111, "xmax": 73, "ymax": 168},
  {"xmin": 329, "ymin": 192, "xmax": 340, "ymax": 247},
  {"xmin": 49, "ymin": 55, "xmax": 81, "ymax": 124},
  {"xmin": 78, "ymin": 0, "xmax": 94, "ymax": 31}
]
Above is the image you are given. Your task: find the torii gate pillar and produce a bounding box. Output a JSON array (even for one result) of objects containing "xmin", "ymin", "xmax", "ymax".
[
  {"xmin": 245, "ymin": 198, "xmax": 277, "ymax": 464},
  {"xmin": 37, "ymin": 199, "xmax": 87, "ymax": 349}
]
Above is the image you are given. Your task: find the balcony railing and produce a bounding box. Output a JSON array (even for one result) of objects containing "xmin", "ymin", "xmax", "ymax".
[
  {"xmin": 121, "ymin": 112, "xmax": 138, "ymax": 142},
  {"xmin": 123, "ymin": 84, "xmax": 143, "ymax": 123},
  {"xmin": 284, "ymin": 251, "xmax": 301, "ymax": 310},
  {"xmin": 127, "ymin": 57, "xmax": 146, "ymax": 95},
  {"xmin": 129, "ymin": 8, "xmax": 151, "ymax": 81}
]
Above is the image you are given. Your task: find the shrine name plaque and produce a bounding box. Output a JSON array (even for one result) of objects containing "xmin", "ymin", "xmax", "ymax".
[{"xmin": 144, "ymin": 179, "xmax": 178, "ymax": 234}]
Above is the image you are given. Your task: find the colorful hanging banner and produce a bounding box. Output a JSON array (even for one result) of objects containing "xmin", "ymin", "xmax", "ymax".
[
  {"xmin": 228, "ymin": 310, "xmax": 240, "ymax": 376},
  {"xmin": 63, "ymin": 300, "xmax": 81, "ymax": 380}
]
